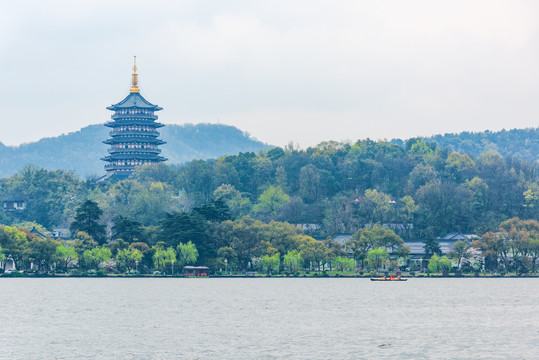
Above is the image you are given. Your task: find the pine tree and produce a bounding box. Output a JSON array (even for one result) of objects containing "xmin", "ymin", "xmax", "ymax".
[{"xmin": 70, "ymin": 200, "xmax": 106, "ymax": 245}]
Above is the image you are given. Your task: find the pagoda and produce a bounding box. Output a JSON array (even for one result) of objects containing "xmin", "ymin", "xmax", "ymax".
[{"xmin": 102, "ymin": 57, "xmax": 167, "ymax": 179}]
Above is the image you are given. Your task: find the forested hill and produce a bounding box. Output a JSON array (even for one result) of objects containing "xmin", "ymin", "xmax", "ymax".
[
  {"xmin": 0, "ymin": 123, "xmax": 268, "ymax": 178},
  {"xmin": 0, "ymin": 126, "xmax": 535, "ymax": 178},
  {"xmin": 394, "ymin": 127, "xmax": 538, "ymax": 162}
]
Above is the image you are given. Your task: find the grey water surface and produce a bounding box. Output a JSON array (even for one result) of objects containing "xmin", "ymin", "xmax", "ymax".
[{"xmin": 1, "ymin": 278, "xmax": 537, "ymax": 359}]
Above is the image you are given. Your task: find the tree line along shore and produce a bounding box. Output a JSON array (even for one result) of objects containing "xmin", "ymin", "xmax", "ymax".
[{"xmin": 0, "ymin": 137, "xmax": 537, "ymax": 276}]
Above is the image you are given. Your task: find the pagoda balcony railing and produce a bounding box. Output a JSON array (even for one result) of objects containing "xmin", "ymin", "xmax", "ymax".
[
  {"xmin": 107, "ymin": 148, "xmax": 162, "ymax": 154},
  {"xmin": 105, "ymin": 164, "xmax": 135, "ymax": 170},
  {"xmin": 105, "ymin": 162, "xmax": 160, "ymax": 170},
  {"xmin": 109, "ymin": 130, "xmax": 159, "ymax": 137},
  {"xmin": 111, "ymin": 113, "xmax": 158, "ymax": 120}
]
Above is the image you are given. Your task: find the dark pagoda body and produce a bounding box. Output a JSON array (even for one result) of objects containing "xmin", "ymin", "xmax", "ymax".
[{"xmin": 102, "ymin": 57, "xmax": 167, "ymax": 180}]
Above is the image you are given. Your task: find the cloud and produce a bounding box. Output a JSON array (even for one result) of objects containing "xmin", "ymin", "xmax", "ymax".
[{"xmin": 0, "ymin": 1, "xmax": 538, "ymax": 147}]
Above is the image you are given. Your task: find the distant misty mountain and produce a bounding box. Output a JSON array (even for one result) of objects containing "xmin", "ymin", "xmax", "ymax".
[
  {"xmin": 392, "ymin": 127, "xmax": 538, "ymax": 162},
  {"xmin": 0, "ymin": 123, "xmax": 269, "ymax": 178},
  {"xmin": 0, "ymin": 125, "xmax": 535, "ymax": 179}
]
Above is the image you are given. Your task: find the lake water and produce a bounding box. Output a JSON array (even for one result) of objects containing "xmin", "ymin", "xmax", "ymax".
[{"xmin": 1, "ymin": 278, "xmax": 537, "ymax": 359}]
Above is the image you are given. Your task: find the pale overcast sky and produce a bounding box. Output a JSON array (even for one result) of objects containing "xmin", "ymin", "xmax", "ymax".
[{"xmin": 0, "ymin": 1, "xmax": 538, "ymax": 147}]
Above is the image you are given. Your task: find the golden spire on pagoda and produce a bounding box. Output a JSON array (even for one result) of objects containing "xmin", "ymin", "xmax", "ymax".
[{"xmin": 130, "ymin": 56, "xmax": 140, "ymax": 93}]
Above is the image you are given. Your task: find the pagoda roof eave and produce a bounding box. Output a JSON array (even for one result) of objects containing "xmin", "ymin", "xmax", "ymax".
[
  {"xmin": 107, "ymin": 92, "xmax": 162, "ymax": 110},
  {"xmin": 103, "ymin": 138, "xmax": 165, "ymax": 144},
  {"xmin": 105, "ymin": 121, "xmax": 164, "ymax": 128},
  {"xmin": 102, "ymin": 155, "xmax": 168, "ymax": 161}
]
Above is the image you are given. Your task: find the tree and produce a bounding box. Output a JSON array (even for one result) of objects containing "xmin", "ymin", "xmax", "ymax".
[
  {"xmin": 260, "ymin": 253, "xmax": 280, "ymax": 275},
  {"xmin": 398, "ymin": 196, "xmax": 418, "ymax": 239},
  {"xmin": 130, "ymin": 182, "xmax": 174, "ymax": 226},
  {"xmin": 358, "ymin": 189, "xmax": 391, "ymax": 224},
  {"xmin": 115, "ymin": 248, "xmax": 143, "ymax": 273},
  {"xmin": 213, "ymin": 184, "xmax": 251, "ymax": 218},
  {"xmin": 347, "ymin": 225, "xmax": 405, "ymax": 268},
  {"xmin": 55, "ymin": 244, "xmax": 78, "ymax": 273},
  {"xmin": 7, "ymin": 165, "xmax": 82, "ymax": 228},
  {"xmin": 324, "ymin": 237, "xmax": 346, "ymax": 271},
  {"xmin": 448, "ymin": 240, "xmax": 469, "ymax": 269},
  {"xmin": 177, "ymin": 241, "xmax": 199, "ymax": 268},
  {"xmin": 498, "ymin": 218, "xmax": 539, "ymax": 274},
  {"xmin": 252, "ymin": 186, "xmax": 290, "ymax": 218},
  {"xmin": 71, "ymin": 231, "xmax": 98, "ymax": 256},
  {"xmin": 0, "ymin": 226, "xmax": 28, "ymax": 266},
  {"xmin": 217, "ymin": 246, "xmax": 237, "ymax": 271},
  {"xmin": 465, "ymin": 177, "xmax": 491, "ymax": 228},
  {"xmin": 159, "ymin": 211, "xmax": 212, "ymax": 261},
  {"xmin": 165, "ymin": 247, "xmax": 177, "ymax": 274},
  {"xmin": 213, "ymin": 216, "xmax": 265, "ymax": 271},
  {"xmin": 111, "ymin": 216, "xmax": 142, "ymax": 243},
  {"xmin": 335, "ymin": 256, "xmax": 356, "ymax": 274},
  {"xmin": 82, "ymin": 246, "xmax": 111, "ymax": 270},
  {"xmin": 423, "ymin": 238, "xmax": 442, "ymax": 258},
  {"xmin": 415, "ymin": 182, "xmax": 473, "ymax": 237},
  {"xmin": 406, "ymin": 163, "xmax": 438, "ymax": 192},
  {"xmin": 445, "ymin": 152, "xmax": 475, "ymax": 182},
  {"xmin": 152, "ymin": 246, "xmax": 176, "ymax": 274},
  {"xmin": 274, "ymin": 166, "xmax": 289, "ymax": 192},
  {"xmin": 299, "ymin": 164, "xmax": 321, "ymax": 203},
  {"xmin": 366, "ymin": 247, "xmax": 388, "ymax": 272},
  {"xmin": 427, "ymin": 254, "xmax": 451, "ymax": 274},
  {"xmin": 193, "ymin": 199, "xmax": 232, "ymax": 223},
  {"xmin": 129, "ymin": 242, "xmax": 151, "ymax": 272},
  {"xmin": 283, "ymin": 250, "xmax": 302, "ymax": 273},
  {"xmin": 298, "ymin": 236, "xmax": 328, "ymax": 273},
  {"xmin": 529, "ymin": 236, "xmax": 539, "ymax": 274},
  {"xmin": 152, "ymin": 245, "xmax": 167, "ymax": 272},
  {"xmin": 259, "ymin": 221, "xmax": 302, "ymax": 260},
  {"xmin": 28, "ymin": 238, "xmax": 59, "ymax": 272},
  {"xmin": 70, "ymin": 200, "xmax": 106, "ymax": 245},
  {"xmin": 107, "ymin": 239, "xmax": 129, "ymax": 257},
  {"xmin": 427, "ymin": 254, "xmax": 440, "ymax": 273},
  {"xmin": 477, "ymin": 232, "xmax": 508, "ymax": 272},
  {"xmin": 523, "ymin": 183, "xmax": 539, "ymax": 220},
  {"xmin": 439, "ymin": 256, "xmax": 452, "ymax": 275}
]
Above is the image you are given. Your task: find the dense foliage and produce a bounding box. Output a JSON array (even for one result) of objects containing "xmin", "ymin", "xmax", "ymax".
[
  {"xmin": 0, "ymin": 134, "xmax": 537, "ymax": 274},
  {"xmin": 420, "ymin": 127, "xmax": 538, "ymax": 162}
]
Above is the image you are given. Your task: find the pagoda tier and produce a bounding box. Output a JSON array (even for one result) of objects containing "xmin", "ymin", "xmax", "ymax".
[{"xmin": 102, "ymin": 58, "xmax": 167, "ymax": 179}]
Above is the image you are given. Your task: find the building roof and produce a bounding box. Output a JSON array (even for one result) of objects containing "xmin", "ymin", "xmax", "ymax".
[
  {"xmin": 107, "ymin": 92, "xmax": 163, "ymax": 111},
  {"xmin": 30, "ymin": 227, "xmax": 48, "ymax": 239},
  {"xmin": 403, "ymin": 240, "xmax": 459, "ymax": 256},
  {"xmin": 332, "ymin": 234, "xmax": 353, "ymax": 244},
  {"xmin": 438, "ymin": 232, "xmax": 478, "ymax": 241}
]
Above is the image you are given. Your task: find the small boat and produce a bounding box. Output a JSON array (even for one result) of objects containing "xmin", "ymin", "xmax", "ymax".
[
  {"xmin": 371, "ymin": 271, "xmax": 407, "ymax": 281},
  {"xmin": 370, "ymin": 277, "xmax": 407, "ymax": 281}
]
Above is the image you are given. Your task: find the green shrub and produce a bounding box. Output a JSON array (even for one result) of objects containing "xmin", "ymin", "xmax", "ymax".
[{"xmin": 96, "ymin": 270, "xmax": 107, "ymax": 277}]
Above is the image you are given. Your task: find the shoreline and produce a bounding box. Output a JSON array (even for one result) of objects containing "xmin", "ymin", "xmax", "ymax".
[{"xmin": 1, "ymin": 273, "xmax": 538, "ymax": 279}]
